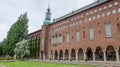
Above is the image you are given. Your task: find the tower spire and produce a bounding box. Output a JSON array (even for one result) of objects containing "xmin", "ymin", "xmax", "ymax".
[
  {"xmin": 43, "ymin": 0, "xmax": 51, "ymax": 25},
  {"xmin": 48, "ymin": 0, "xmax": 50, "ymax": 8}
]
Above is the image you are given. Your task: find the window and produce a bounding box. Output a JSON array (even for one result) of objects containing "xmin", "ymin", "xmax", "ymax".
[
  {"xmin": 118, "ymin": 8, "xmax": 120, "ymax": 12},
  {"xmin": 88, "ymin": 17, "xmax": 91, "ymax": 21},
  {"xmin": 66, "ymin": 25, "xmax": 68, "ymax": 28},
  {"xmin": 109, "ymin": 4, "xmax": 112, "ymax": 8},
  {"xmin": 107, "ymin": 11, "xmax": 111, "ymax": 16},
  {"xmin": 76, "ymin": 31, "xmax": 80, "ymax": 42},
  {"xmin": 98, "ymin": 8, "xmax": 102, "ymax": 11},
  {"xmin": 90, "ymin": 11, "xmax": 93, "ymax": 14},
  {"xmin": 76, "ymin": 22, "xmax": 78, "ymax": 25},
  {"xmin": 103, "ymin": 6, "xmax": 107, "ymax": 9},
  {"xmin": 92, "ymin": 16, "xmax": 96, "ymax": 20},
  {"xmin": 89, "ymin": 27, "xmax": 94, "ymax": 40},
  {"xmin": 81, "ymin": 15, "xmax": 83, "ymax": 17},
  {"xmin": 57, "ymin": 35, "xmax": 59, "ymax": 43},
  {"xmin": 70, "ymin": 24, "xmax": 72, "ymax": 27},
  {"xmin": 79, "ymin": 21, "xmax": 82, "ymax": 24},
  {"xmin": 72, "ymin": 23, "xmax": 75, "ymax": 26},
  {"xmin": 66, "ymin": 33, "xmax": 70, "ymax": 43},
  {"xmin": 83, "ymin": 31, "xmax": 85, "ymax": 39},
  {"xmin": 112, "ymin": 9, "xmax": 116, "ymax": 14},
  {"xmin": 117, "ymin": 23, "xmax": 120, "ymax": 32},
  {"xmin": 51, "ymin": 36, "xmax": 54, "ymax": 44},
  {"xmin": 85, "ymin": 19, "xmax": 87, "ymax": 22},
  {"xmin": 105, "ymin": 22, "xmax": 112, "ymax": 38},
  {"xmin": 60, "ymin": 35, "xmax": 62, "ymax": 43},
  {"xmin": 102, "ymin": 13, "xmax": 105, "ymax": 17},
  {"xmin": 94, "ymin": 9, "xmax": 97, "ymax": 13},
  {"xmin": 97, "ymin": 15, "xmax": 100, "ymax": 18},
  {"xmin": 114, "ymin": 2, "xmax": 118, "ymax": 6},
  {"xmin": 86, "ymin": 13, "xmax": 89, "ymax": 16},
  {"xmin": 41, "ymin": 38, "xmax": 44, "ymax": 45}
]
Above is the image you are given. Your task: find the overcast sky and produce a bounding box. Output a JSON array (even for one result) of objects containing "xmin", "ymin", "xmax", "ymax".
[{"xmin": 0, "ymin": 0, "xmax": 95, "ymax": 41}]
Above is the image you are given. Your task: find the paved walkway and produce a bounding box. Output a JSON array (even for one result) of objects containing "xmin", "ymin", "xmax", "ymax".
[
  {"xmin": 31, "ymin": 59, "xmax": 120, "ymax": 67},
  {"xmin": 0, "ymin": 65, "xmax": 6, "ymax": 67}
]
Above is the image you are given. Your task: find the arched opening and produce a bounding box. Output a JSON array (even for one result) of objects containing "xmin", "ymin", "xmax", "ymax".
[
  {"xmin": 54, "ymin": 51, "xmax": 58, "ymax": 60},
  {"xmin": 41, "ymin": 51, "xmax": 44, "ymax": 60},
  {"xmin": 78, "ymin": 48, "xmax": 84, "ymax": 61},
  {"xmin": 106, "ymin": 46, "xmax": 116, "ymax": 61},
  {"xmin": 86, "ymin": 47, "xmax": 93, "ymax": 61},
  {"xmin": 65, "ymin": 49, "xmax": 69, "ymax": 60},
  {"xmin": 95, "ymin": 47, "xmax": 103, "ymax": 61},
  {"xmin": 71, "ymin": 49, "xmax": 76, "ymax": 60},
  {"xmin": 59, "ymin": 50, "xmax": 63, "ymax": 60},
  {"xmin": 117, "ymin": 23, "xmax": 120, "ymax": 32}
]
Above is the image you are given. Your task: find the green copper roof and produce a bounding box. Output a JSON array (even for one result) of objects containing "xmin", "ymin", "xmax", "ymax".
[{"xmin": 43, "ymin": 7, "xmax": 51, "ymax": 25}]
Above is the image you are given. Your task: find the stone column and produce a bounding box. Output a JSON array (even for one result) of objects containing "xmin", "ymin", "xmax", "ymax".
[
  {"xmin": 63, "ymin": 52, "xmax": 65, "ymax": 61},
  {"xmin": 53, "ymin": 52, "xmax": 55, "ymax": 60},
  {"xmin": 43, "ymin": 52, "xmax": 46, "ymax": 61},
  {"xmin": 49, "ymin": 52, "xmax": 51, "ymax": 60},
  {"xmin": 76, "ymin": 51, "xmax": 78, "ymax": 62},
  {"xmin": 84, "ymin": 52, "xmax": 86, "ymax": 61},
  {"xmin": 69, "ymin": 52, "xmax": 71, "ymax": 61},
  {"xmin": 103, "ymin": 51, "xmax": 106, "ymax": 61},
  {"xmin": 57, "ymin": 52, "xmax": 60, "ymax": 61},
  {"xmin": 39, "ymin": 52, "xmax": 41, "ymax": 60},
  {"xmin": 116, "ymin": 51, "xmax": 119, "ymax": 62},
  {"xmin": 93, "ymin": 51, "xmax": 95, "ymax": 61}
]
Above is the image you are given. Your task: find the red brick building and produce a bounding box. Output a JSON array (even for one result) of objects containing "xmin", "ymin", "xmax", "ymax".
[{"xmin": 28, "ymin": 0, "xmax": 120, "ymax": 61}]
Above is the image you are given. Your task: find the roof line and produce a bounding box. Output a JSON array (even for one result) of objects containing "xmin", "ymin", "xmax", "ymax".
[{"xmin": 51, "ymin": 0, "xmax": 108, "ymax": 24}]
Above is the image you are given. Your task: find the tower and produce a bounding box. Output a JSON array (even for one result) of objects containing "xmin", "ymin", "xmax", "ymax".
[{"xmin": 43, "ymin": 7, "xmax": 51, "ymax": 25}]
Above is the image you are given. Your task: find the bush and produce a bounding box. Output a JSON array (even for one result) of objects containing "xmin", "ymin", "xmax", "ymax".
[
  {"xmin": 5, "ymin": 55, "xmax": 12, "ymax": 60},
  {"xmin": 0, "ymin": 55, "xmax": 13, "ymax": 60}
]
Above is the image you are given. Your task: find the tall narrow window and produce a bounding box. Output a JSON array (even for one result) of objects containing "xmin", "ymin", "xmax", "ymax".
[
  {"xmin": 117, "ymin": 23, "xmax": 120, "ymax": 32},
  {"xmin": 83, "ymin": 31, "xmax": 85, "ymax": 39},
  {"xmin": 57, "ymin": 35, "xmax": 59, "ymax": 43},
  {"xmin": 66, "ymin": 33, "xmax": 70, "ymax": 43},
  {"xmin": 60, "ymin": 35, "xmax": 62, "ymax": 43},
  {"xmin": 105, "ymin": 22, "xmax": 112, "ymax": 37},
  {"xmin": 76, "ymin": 31, "xmax": 80, "ymax": 42},
  {"xmin": 89, "ymin": 27, "xmax": 94, "ymax": 40},
  {"xmin": 51, "ymin": 36, "xmax": 54, "ymax": 44},
  {"xmin": 41, "ymin": 38, "xmax": 44, "ymax": 45}
]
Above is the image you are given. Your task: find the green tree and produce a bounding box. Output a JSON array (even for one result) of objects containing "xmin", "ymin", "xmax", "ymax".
[
  {"xmin": 14, "ymin": 39, "xmax": 30, "ymax": 59},
  {"xmin": 0, "ymin": 42, "xmax": 2, "ymax": 56},
  {"xmin": 1, "ymin": 12, "xmax": 29, "ymax": 56}
]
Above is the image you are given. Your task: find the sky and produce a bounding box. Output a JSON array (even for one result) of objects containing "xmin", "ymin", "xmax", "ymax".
[{"xmin": 0, "ymin": 0, "xmax": 95, "ymax": 41}]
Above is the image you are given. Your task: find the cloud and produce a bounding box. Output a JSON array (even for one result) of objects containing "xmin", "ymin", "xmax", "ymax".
[{"xmin": 0, "ymin": 0, "xmax": 94, "ymax": 41}]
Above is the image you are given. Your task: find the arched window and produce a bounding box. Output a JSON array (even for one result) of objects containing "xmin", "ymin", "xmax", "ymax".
[{"xmin": 117, "ymin": 23, "xmax": 120, "ymax": 32}]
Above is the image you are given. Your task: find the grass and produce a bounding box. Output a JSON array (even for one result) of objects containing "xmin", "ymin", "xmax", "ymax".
[{"xmin": 0, "ymin": 61, "xmax": 95, "ymax": 67}]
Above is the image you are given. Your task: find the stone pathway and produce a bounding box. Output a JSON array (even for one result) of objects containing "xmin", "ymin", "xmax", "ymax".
[{"xmin": 0, "ymin": 65, "xmax": 7, "ymax": 67}]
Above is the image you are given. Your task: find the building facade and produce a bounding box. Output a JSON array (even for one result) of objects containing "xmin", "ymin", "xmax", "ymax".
[{"xmin": 28, "ymin": 0, "xmax": 120, "ymax": 61}]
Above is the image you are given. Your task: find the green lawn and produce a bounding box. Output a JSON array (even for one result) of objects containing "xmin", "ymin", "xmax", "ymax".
[{"xmin": 0, "ymin": 61, "xmax": 95, "ymax": 67}]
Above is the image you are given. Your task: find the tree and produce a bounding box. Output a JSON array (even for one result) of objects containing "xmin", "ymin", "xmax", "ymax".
[
  {"xmin": 14, "ymin": 39, "xmax": 30, "ymax": 59},
  {"xmin": 0, "ymin": 42, "xmax": 2, "ymax": 56},
  {"xmin": 1, "ymin": 12, "xmax": 29, "ymax": 56}
]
